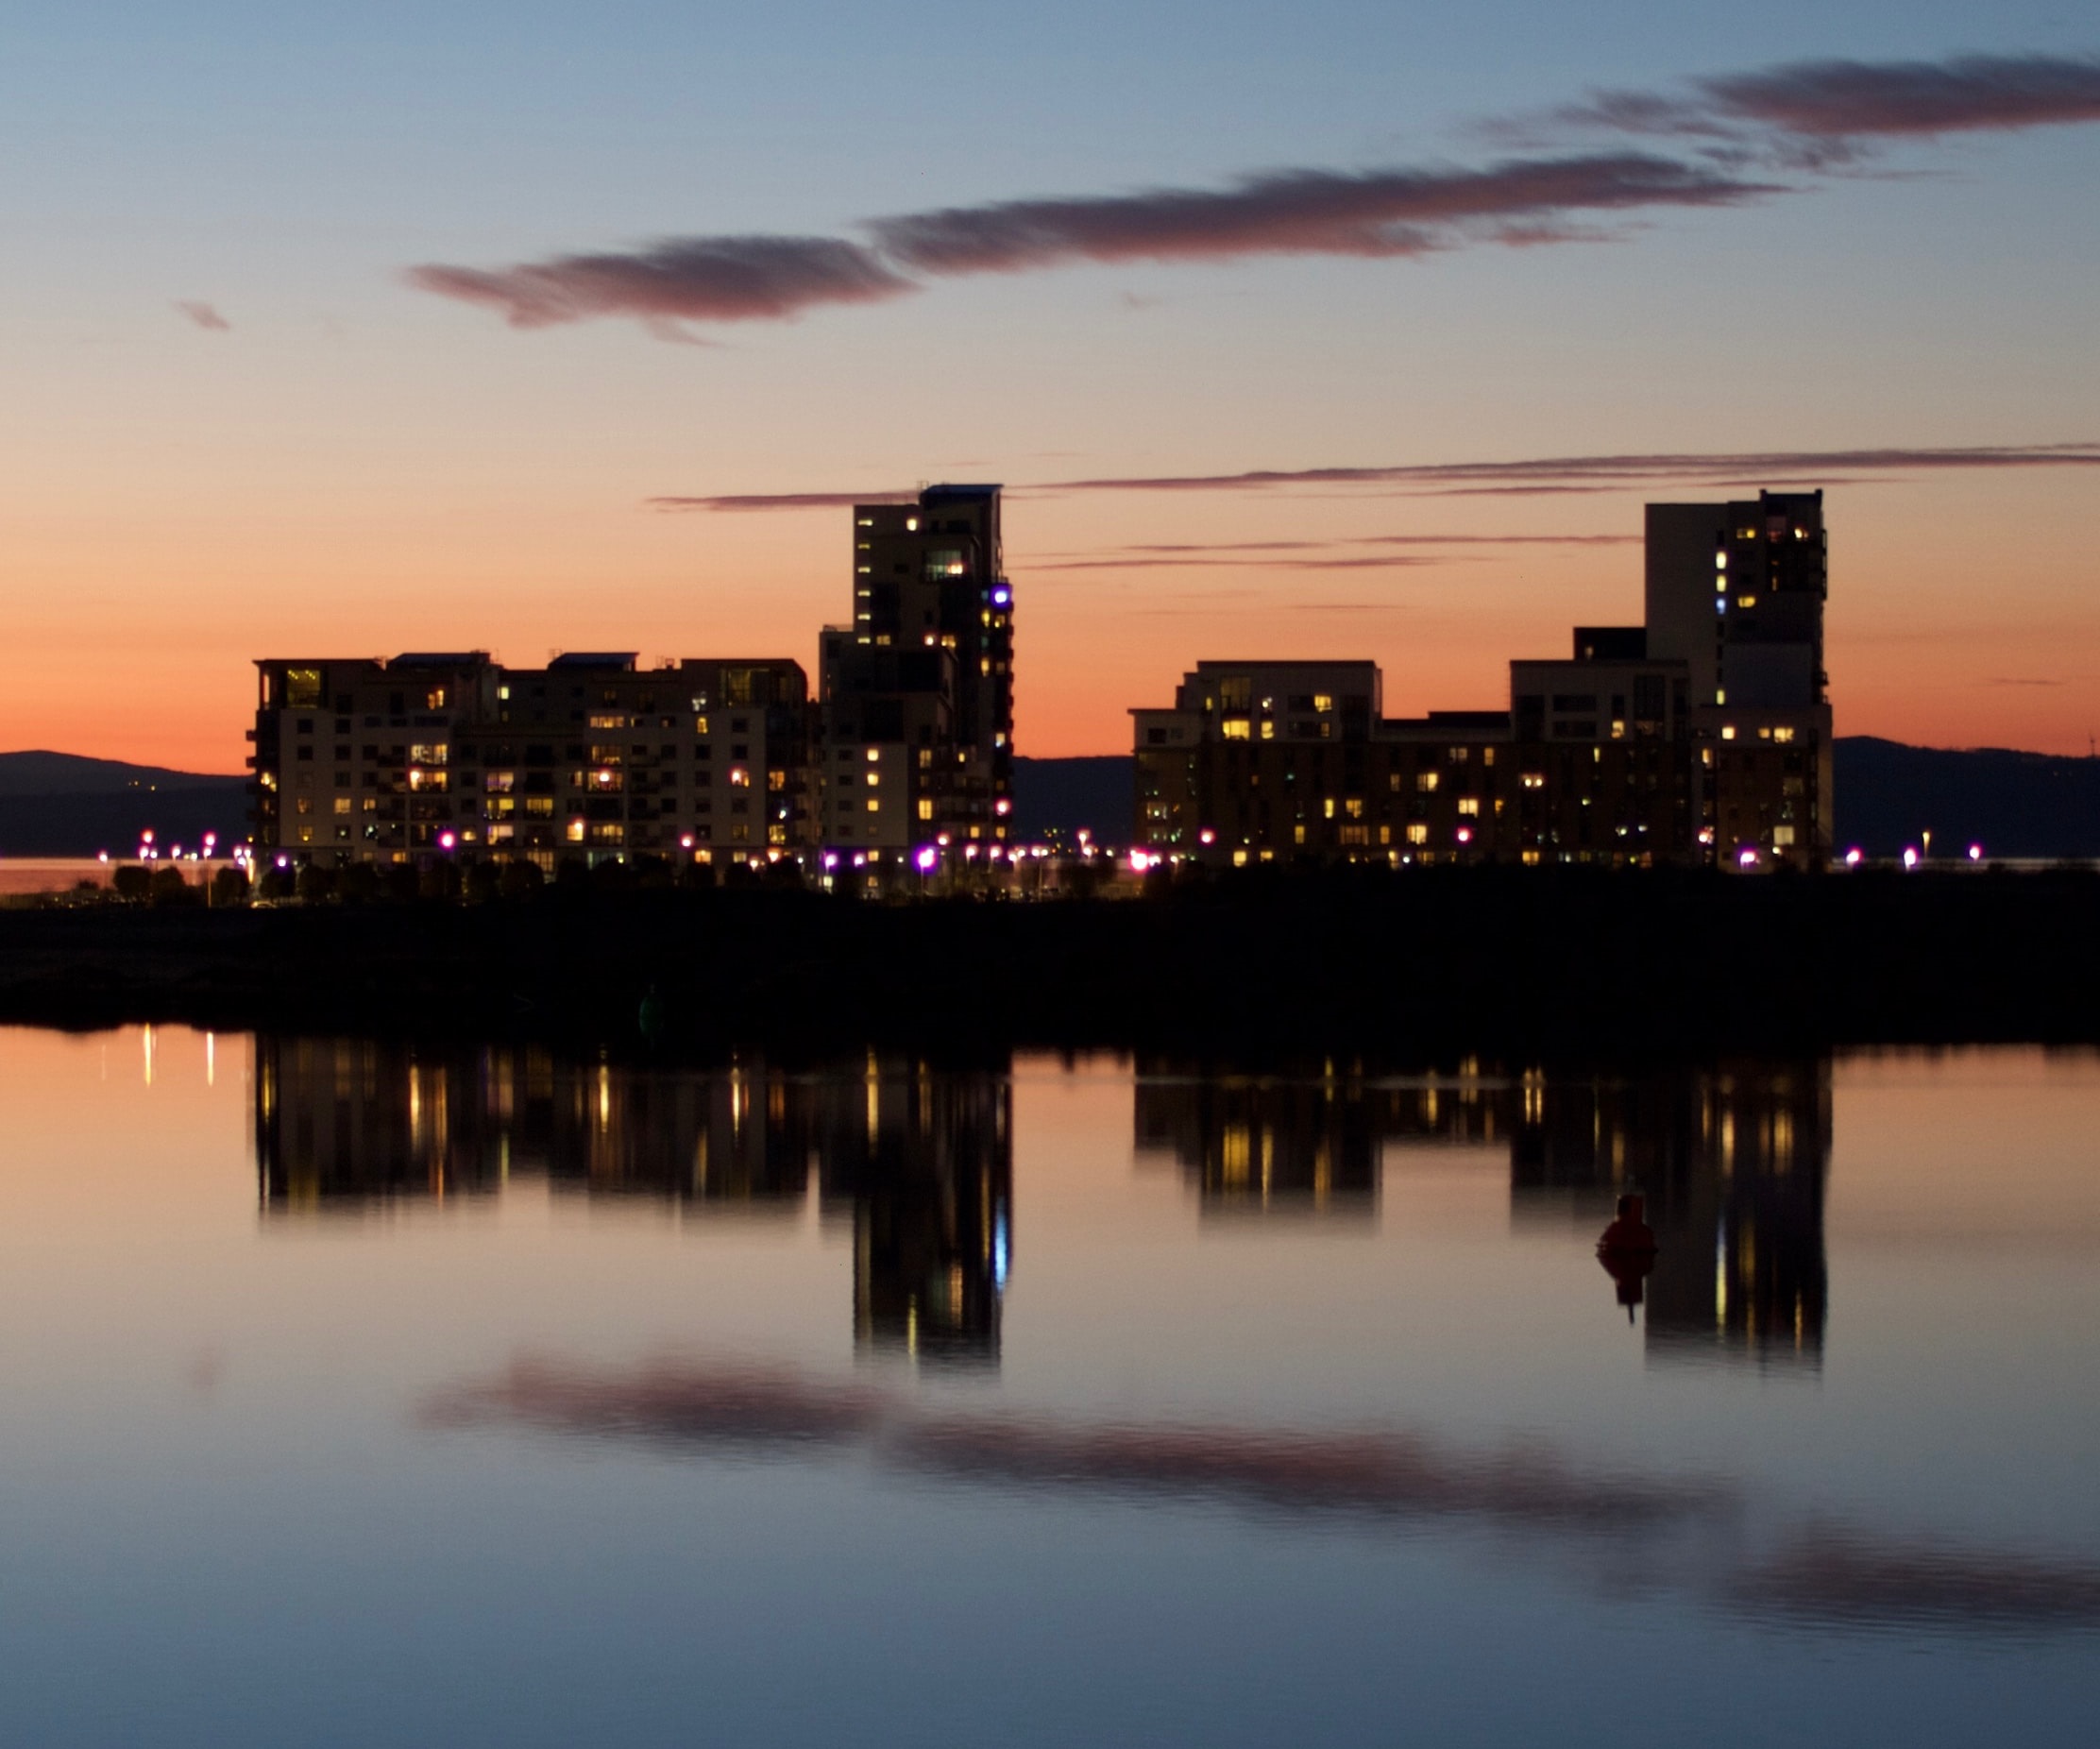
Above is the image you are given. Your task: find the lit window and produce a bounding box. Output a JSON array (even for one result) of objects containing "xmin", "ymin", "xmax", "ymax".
[
  {"xmin": 426, "ymin": 688, "xmax": 448, "ymax": 710},
  {"xmin": 1715, "ymin": 552, "xmax": 1728, "ymax": 570},
  {"xmin": 729, "ymin": 767, "xmax": 750, "ymax": 788},
  {"xmin": 866, "ymin": 773, "xmax": 880, "ymax": 787},
  {"xmin": 1737, "ymin": 595, "xmax": 1757, "ymax": 609},
  {"xmin": 1323, "ymin": 798, "xmax": 1336, "ymax": 819},
  {"xmin": 1715, "ymin": 689, "xmax": 1726, "ymax": 705},
  {"xmin": 1721, "ymin": 726, "xmax": 1736, "ymax": 740},
  {"xmin": 1406, "ymin": 824, "xmax": 1429, "ymax": 844},
  {"xmin": 918, "ymin": 799, "xmax": 934, "ymax": 821},
  {"xmin": 1260, "ymin": 720, "xmax": 1275, "ymax": 739},
  {"xmin": 1416, "ymin": 772, "xmax": 1439, "ymax": 793},
  {"xmin": 332, "ymin": 797, "xmax": 352, "ymax": 815},
  {"xmin": 1221, "ymin": 718, "xmax": 1251, "ymax": 740},
  {"xmin": 865, "ymin": 748, "xmax": 880, "ymax": 762},
  {"xmin": 1457, "ymin": 797, "xmax": 1480, "ymax": 816},
  {"xmin": 1772, "ymin": 726, "xmax": 1796, "ymax": 743},
  {"xmin": 865, "ymin": 799, "xmax": 880, "ymax": 814},
  {"xmin": 1312, "ymin": 693, "xmax": 1334, "ymax": 713}
]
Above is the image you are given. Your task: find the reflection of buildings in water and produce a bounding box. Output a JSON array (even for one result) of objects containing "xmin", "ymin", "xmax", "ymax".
[
  {"xmin": 252, "ymin": 1039, "xmax": 1010, "ymax": 1365},
  {"xmin": 814, "ymin": 1065, "xmax": 1010, "ymax": 1366},
  {"xmin": 1134, "ymin": 1065, "xmax": 1504, "ymax": 1216},
  {"xmin": 1506, "ymin": 1067, "xmax": 1829, "ymax": 1365},
  {"xmin": 1132, "ymin": 1057, "xmax": 1828, "ymax": 1364}
]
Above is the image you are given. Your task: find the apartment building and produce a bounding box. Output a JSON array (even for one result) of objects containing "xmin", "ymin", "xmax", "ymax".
[
  {"xmin": 1132, "ymin": 490, "xmax": 1829, "ymax": 871},
  {"xmin": 250, "ymin": 652, "xmax": 811, "ymax": 867}
]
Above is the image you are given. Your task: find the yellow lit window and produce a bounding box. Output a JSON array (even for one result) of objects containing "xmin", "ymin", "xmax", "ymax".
[
  {"xmin": 865, "ymin": 799, "xmax": 880, "ymax": 814},
  {"xmin": 864, "ymin": 748, "xmax": 880, "ymax": 762},
  {"xmin": 426, "ymin": 688, "xmax": 448, "ymax": 710},
  {"xmin": 1260, "ymin": 720, "xmax": 1275, "ymax": 739},
  {"xmin": 1457, "ymin": 797, "xmax": 1480, "ymax": 816},
  {"xmin": 1772, "ymin": 726, "xmax": 1796, "ymax": 743},
  {"xmin": 865, "ymin": 773, "xmax": 880, "ymax": 787},
  {"xmin": 917, "ymin": 799, "xmax": 934, "ymax": 821},
  {"xmin": 1294, "ymin": 824, "xmax": 1306, "ymax": 845},
  {"xmin": 1312, "ymin": 694, "xmax": 1334, "ymax": 713},
  {"xmin": 332, "ymin": 797, "xmax": 352, "ymax": 815},
  {"xmin": 1521, "ymin": 773, "xmax": 1545, "ymax": 790},
  {"xmin": 1737, "ymin": 596, "xmax": 1757, "ymax": 609},
  {"xmin": 566, "ymin": 820, "xmax": 586, "ymax": 841},
  {"xmin": 1221, "ymin": 718, "xmax": 1251, "ymax": 740},
  {"xmin": 1721, "ymin": 726, "xmax": 1736, "ymax": 740},
  {"xmin": 1416, "ymin": 772, "xmax": 1440, "ymax": 793},
  {"xmin": 1406, "ymin": 824, "xmax": 1430, "ymax": 844},
  {"xmin": 729, "ymin": 767, "xmax": 750, "ymax": 788}
]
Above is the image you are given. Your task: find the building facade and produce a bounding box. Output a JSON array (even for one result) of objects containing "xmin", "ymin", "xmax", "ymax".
[
  {"xmin": 1132, "ymin": 490, "xmax": 1830, "ymax": 871},
  {"xmin": 250, "ymin": 651, "xmax": 811, "ymax": 867}
]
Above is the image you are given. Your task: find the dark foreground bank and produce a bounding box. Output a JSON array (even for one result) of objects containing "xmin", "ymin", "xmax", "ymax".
[{"xmin": 3, "ymin": 867, "xmax": 2097, "ymax": 1057}]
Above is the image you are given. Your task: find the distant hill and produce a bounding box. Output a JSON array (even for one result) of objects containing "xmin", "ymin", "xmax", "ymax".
[
  {"xmin": 0, "ymin": 751, "xmax": 246, "ymax": 857},
  {"xmin": 1013, "ymin": 756, "xmax": 1135, "ymax": 842},
  {"xmin": 1832, "ymin": 738, "xmax": 2100, "ymax": 859}
]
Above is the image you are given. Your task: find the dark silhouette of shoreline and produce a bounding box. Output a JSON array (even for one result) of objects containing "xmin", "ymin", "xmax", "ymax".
[{"xmin": 4, "ymin": 865, "xmax": 2097, "ymax": 1054}]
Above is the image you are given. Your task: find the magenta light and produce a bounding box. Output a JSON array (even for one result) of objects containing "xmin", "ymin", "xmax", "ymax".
[
  {"xmin": 1737, "ymin": 846, "xmax": 1758, "ymax": 868},
  {"xmin": 915, "ymin": 846, "xmax": 938, "ymax": 873},
  {"xmin": 1845, "ymin": 847, "xmax": 1863, "ymax": 867},
  {"xmin": 439, "ymin": 832, "xmax": 457, "ymax": 851},
  {"xmin": 1903, "ymin": 847, "xmax": 1920, "ymax": 869},
  {"xmin": 1968, "ymin": 842, "xmax": 1984, "ymax": 861},
  {"xmin": 1456, "ymin": 826, "xmax": 1473, "ymax": 844},
  {"xmin": 1198, "ymin": 828, "xmax": 1216, "ymax": 846}
]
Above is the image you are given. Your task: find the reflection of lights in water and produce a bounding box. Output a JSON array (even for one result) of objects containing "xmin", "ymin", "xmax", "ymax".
[
  {"xmin": 993, "ymin": 1214, "xmax": 1009, "ymax": 1290},
  {"xmin": 205, "ymin": 1032, "xmax": 215, "ymax": 1088},
  {"xmin": 1715, "ymin": 1216, "xmax": 1729, "ymax": 1327},
  {"xmin": 143, "ymin": 1025, "xmax": 155, "ymax": 1087}
]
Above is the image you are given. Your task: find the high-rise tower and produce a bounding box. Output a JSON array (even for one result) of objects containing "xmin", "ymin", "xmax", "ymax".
[
  {"xmin": 1646, "ymin": 490, "xmax": 1831, "ymax": 866},
  {"xmin": 818, "ymin": 484, "xmax": 1015, "ymax": 854}
]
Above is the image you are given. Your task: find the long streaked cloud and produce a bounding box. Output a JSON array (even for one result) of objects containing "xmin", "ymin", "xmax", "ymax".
[
  {"xmin": 412, "ymin": 154, "xmax": 1774, "ymax": 336},
  {"xmin": 1558, "ymin": 53, "xmax": 2100, "ymax": 150},
  {"xmin": 647, "ymin": 442, "xmax": 2100, "ymax": 512},
  {"xmin": 406, "ymin": 235, "xmax": 917, "ymax": 331},
  {"xmin": 427, "ymin": 1353, "xmax": 2100, "ymax": 1634},
  {"xmin": 861, "ymin": 155, "xmax": 1765, "ymax": 276},
  {"xmin": 173, "ymin": 299, "xmax": 229, "ymax": 331},
  {"xmin": 409, "ymin": 52, "xmax": 2100, "ymax": 339}
]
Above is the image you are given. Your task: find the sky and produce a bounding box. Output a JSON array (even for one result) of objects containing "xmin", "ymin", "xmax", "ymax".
[{"xmin": 2, "ymin": 2, "xmax": 2097, "ymax": 770}]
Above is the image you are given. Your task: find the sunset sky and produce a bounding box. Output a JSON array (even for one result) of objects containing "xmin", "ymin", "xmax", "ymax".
[{"xmin": 4, "ymin": 3, "xmax": 2097, "ymax": 771}]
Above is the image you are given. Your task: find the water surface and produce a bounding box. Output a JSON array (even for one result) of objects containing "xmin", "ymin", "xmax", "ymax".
[{"xmin": 1, "ymin": 1030, "xmax": 2095, "ymax": 1745}]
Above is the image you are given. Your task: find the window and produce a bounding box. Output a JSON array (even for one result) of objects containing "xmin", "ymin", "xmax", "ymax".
[
  {"xmin": 917, "ymin": 799, "xmax": 934, "ymax": 821},
  {"xmin": 285, "ymin": 668, "xmax": 323, "ymax": 709},
  {"xmin": 1721, "ymin": 726, "xmax": 1736, "ymax": 740},
  {"xmin": 1221, "ymin": 718, "xmax": 1251, "ymax": 740},
  {"xmin": 1406, "ymin": 824, "xmax": 1429, "ymax": 845},
  {"xmin": 426, "ymin": 688, "xmax": 448, "ymax": 710},
  {"xmin": 729, "ymin": 767, "xmax": 750, "ymax": 788},
  {"xmin": 866, "ymin": 799, "xmax": 880, "ymax": 814},
  {"xmin": 1457, "ymin": 797, "xmax": 1480, "ymax": 816},
  {"xmin": 1771, "ymin": 726, "xmax": 1796, "ymax": 743},
  {"xmin": 409, "ymin": 743, "xmax": 448, "ymax": 765},
  {"xmin": 588, "ymin": 714, "xmax": 627, "ymax": 730},
  {"xmin": 588, "ymin": 744, "xmax": 624, "ymax": 765},
  {"xmin": 485, "ymin": 772, "xmax": 516, "ymax": 793},
  {"xmin": 332, "ymin": 797, "xmax": 351, "ymax": 816},
  {"xmin": 1416, "ymin": 772, "xmax": 1440, "ymax": 793},
  {"xmin": 1312, "ymin": 693, "xmax": 1334, "ymax": 713}
]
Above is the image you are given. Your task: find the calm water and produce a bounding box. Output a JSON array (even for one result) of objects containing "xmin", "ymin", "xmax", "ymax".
[{"xmin": 2, "ymin": 1030, "xmax": 2096, "ymax": 1746}]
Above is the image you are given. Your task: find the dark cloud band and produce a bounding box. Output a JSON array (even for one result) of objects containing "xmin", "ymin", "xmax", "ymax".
[{"xmin": 647, "ymin": 443, "xmax": 2100, "ymax": 511}]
